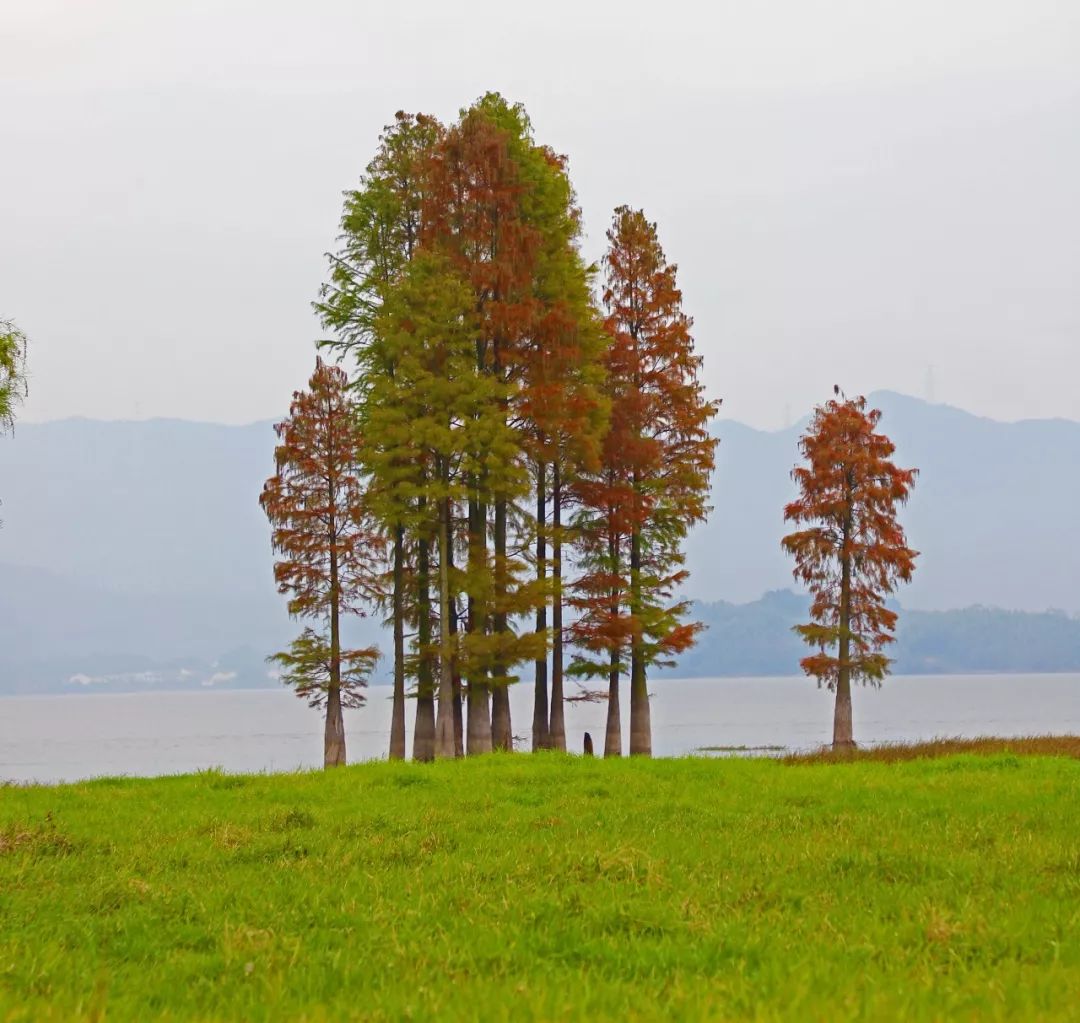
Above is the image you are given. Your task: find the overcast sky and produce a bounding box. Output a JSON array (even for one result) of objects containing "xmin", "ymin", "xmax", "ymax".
[{"xmin": 2, "ymin": 0, "xmax": 1078, "ymax": 429}]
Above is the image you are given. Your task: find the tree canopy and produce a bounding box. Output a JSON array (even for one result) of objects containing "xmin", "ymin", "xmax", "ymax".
[{"xmin": 0, "ymin": 320, "xmax": 28, "ymax": 436}]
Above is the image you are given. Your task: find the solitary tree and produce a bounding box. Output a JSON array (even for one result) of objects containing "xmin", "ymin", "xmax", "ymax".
[
  {"xmin": 0, "ymin": 320, "xmax": 28, "ymax": 436},
  {"xmin": 782, "ymin": 392, "xmax": 918, "ymax": 750},
  {"xmin": 261, "ymin": 358, "xmax": 383, "ymax": 767}
]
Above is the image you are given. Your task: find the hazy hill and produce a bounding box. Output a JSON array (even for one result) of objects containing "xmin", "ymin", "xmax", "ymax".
[
  {"xmin": 0, "ymin": 417, "xmax": 276, "ymax": 599},
  {"xmin": 665, "ymin": 590, "xmax": 1080, "ymax": 679},
  {"xmin": 693, "ymin": 391, "xmax": 1080, "ymax": 609},
  {"xmin": 2, "ymin": 392, "xmax": 1080, "ymax": 692}
]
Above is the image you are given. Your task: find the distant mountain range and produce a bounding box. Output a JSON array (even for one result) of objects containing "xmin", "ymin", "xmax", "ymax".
[
  {"xmin": 667, "ymin": 590, "xmax": 1080, "ymax": 680},
  {"xmin": 692, "ymin": 390, "xmax": 1080, "ymax": 610},
  {"xmin": 2, "ymin": 391, "xmax": 1079, "ymax": 694}
]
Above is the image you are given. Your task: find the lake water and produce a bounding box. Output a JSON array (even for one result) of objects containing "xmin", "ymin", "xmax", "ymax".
[{"xmin": 2, "ymin": 674, "xmax": 1079, "ymax": 785}]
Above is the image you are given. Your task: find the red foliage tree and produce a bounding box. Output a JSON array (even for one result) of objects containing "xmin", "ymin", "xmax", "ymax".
[
  {"xmin": 260, "ymin": 358, "xmax": 383, "ymax": 767},
  {"xmin": 782, "ymin": 393, "xmax": 918, "ymax": 750},
  {"xmin": 479, "ymin": 130, "xmax": 609, "ymax": 753},
  {"xmin": 420, "ymin": 96, "xmax": 545, "ymax": 754},
  {"xmin": 567, "ymin": 387, "xmax": 636, "ymax": 756},
  {"xmin": 571, "ymin": 208, "xmax": 718, "ymax": 756}
]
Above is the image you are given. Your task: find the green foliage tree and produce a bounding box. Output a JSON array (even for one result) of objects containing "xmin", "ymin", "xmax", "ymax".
[
  {"xmin": 269, "ymin": 627, "xmax": 379, "ymax": 713},
  {"xmin": 509, "ymin": 125, "xmax": 608, "ymax": 753},
  {"xmin": 421, "ymin": 95, "xmax": 549, "ymax": 753},
  {"xmin": 0, "ymin": 320, "xmax": 28, "ymax": 436},
  {"xmin": 370, "ymin": 253, "xmax": 505, "ymax": 758},
  {"xmin": 317, "ymin": 111, "xmax": 444, "ymax": 760}
]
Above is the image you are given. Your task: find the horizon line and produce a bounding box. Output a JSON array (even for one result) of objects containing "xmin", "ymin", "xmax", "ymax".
[{"xmin": 15, "ymin": 389, "xmax": 1080, "ymax": 433}]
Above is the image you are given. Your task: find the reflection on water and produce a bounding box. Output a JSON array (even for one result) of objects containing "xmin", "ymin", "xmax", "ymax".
[{"xmin": 2, "ymin": 674, "xmax": 1078, "ymax": 784}]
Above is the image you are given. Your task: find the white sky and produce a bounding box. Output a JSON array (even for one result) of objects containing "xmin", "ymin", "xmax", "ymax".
[{"xmin": 2, "ymin": 0, "xmax": 1078, "ymax": 429}]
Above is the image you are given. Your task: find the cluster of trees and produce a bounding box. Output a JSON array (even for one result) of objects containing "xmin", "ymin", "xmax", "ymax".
[
  {"xmin": 260, "ymin": 98, "xmax": 919, "ymax": 762},
  {"xmin": 262, "ymin": 95, "xmax": 718, "ymax": 765}
]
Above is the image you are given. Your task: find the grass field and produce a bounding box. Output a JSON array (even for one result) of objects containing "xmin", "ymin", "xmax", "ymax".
[{"xmin": 2, "ymin": 747, "xmax": 1080, "ymax": 1021}]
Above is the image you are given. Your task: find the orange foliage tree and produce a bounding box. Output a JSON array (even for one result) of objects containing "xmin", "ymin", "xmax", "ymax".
[
  {"xmin": 421, "ymin": 96, "xmax": 546, "ymax": 754},
  {"xmin": 571, "ymin": 208, "xmax": 718, "ymax": 757},
  {"xmin": 782, "ymin": 393, "xmax": 918, "ymax": 750},
  {"xmin": 567, "ymin": 372, "xmax": 636, "ymax": 756},
  {"xmin": 260, "ymin": 358, "xmax": 383, "ymax": 767}
]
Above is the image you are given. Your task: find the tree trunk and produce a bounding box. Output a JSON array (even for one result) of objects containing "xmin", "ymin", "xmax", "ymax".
[
  {"xmin": 413, "ymin": 534, "xmax": 435, "ymax": 762},
  {"xmin": 604, "ymin": 649, "xmax": 621, "ymax": 758},
  {"xmin": 604, "ymin": 527, "xmax": 622, "ymax": 758},
  {"xmin": 490, "ymin": 337, "xmax": 513, "ymax": 754},
  {"xmin": 453, "ymin": 675, "xmax": 464, "ymax": 757},
  {"xmin": 833, "ymin": 508, "xmax": 856, "ymax": 751},
  {"xmin": 492, "ymin": 686, "xmax": 512, "ymax": 752},
  {"xmin": 492, "ymin": 493, "xmax": 513, "ymax": 752},
  {"xmin": 325, "ymin": 548, "xmax": 346, "ymax": 767},
  {"xmin": 434, "ymin": 494, "xmax": 457, "ymax": 759},
  {"xmin": 548, "ymin": 461, "xmax": 566, "ymax": 752},
  {"xmin": 466, "ymin": 495, "xmax": 492, "ymax": 755},
  {"xmin": 629, "ymin": 651, "xmax": 650, "ymax": 756},
  {"xmin": 324, "ymin": 682, "xmax": 346, "ymax": 769},
  {"xmin": 628, "ymin": 524, "xmax": 651, "ymax": 756},
  {"xmin": 467, "ymin": 683, "xmax": 492, "ymax": 755},
  {"xmin": 532, "ymin": 460, "xmax": 549, "ymax": 751},
  {"xmin": 446, "ymin": 528, "xmax": 464, "ymax": 758},
  {"xmin": 389, "ymin": 525, "xmax": 406, "ymax": 761},
  {"xmin": 833, "ymin": 668, "xmax": 854, "ymax": 751}
]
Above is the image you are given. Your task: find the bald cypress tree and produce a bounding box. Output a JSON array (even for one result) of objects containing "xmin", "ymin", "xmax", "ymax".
[
  {"xmin": 260, "ymin": 359, "xmax": 384, "ymax": 767},
  {"xmin": 317, "ymin": 112, "xmax": 443, "ymax": 760},
  {"xmin": 372, "ymin": 253, "xmax": 515, "ymax": 758},
  {"xmin": 510, "ymin": 137, "xmax": 607, "ymax": 754},
  {"xmin": 422, "ymin": 96, "xmax": 548, "ymax": 753},
  {"xmin": 572, "ymin": 209, "xmax": 718, "ymax": 757},
  {"xmin": 0, "ymin": 320, "xmax": 28, "ymax": 437},
  {"xmin": 782, "ymin": 394, "xmax": 918, "ymax": 750}
]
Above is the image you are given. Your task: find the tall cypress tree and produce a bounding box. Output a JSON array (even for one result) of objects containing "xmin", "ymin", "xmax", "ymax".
[
  {"xmin": 574, "ymin": 208, "xmax": 718, "ymax": 756},
  {"xmin": 431, "ymin": 94, "xmax": 607, "ymax": 754},
  {"xmin": 421, "ymin": 96, "xmax": 548, "ymax": 753},
  {"xmin": 568, "ymin": 338, "xmax": 635, "ymax": 756},
  {"xmin": 316, "ymin": 112, "xmax": 443, "ymax": 760},
  {"xmin": 509, "ymin": 137, "xmax": 608, "ymax": 753},
  {"xmin": 372, "ymin": 254, "xmax": 503, "ymax": 759},
  {"xmin": 260, "ymin": 359, "xmax": 384, "ymax": 768},
  {"xmin": 782, "ymin": 394, "xmax": 918, "ymax": 750}
]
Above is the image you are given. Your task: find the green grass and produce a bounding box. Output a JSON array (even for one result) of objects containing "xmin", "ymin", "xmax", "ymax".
[{"xmin": 3, "ymin": 752, "xmax": 1080, "ymax": 1021}]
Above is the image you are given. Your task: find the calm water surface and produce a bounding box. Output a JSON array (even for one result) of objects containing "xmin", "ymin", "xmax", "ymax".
[{"xmin": 2, "ymin": 674, "xmax": 1078, "ymax": 784}]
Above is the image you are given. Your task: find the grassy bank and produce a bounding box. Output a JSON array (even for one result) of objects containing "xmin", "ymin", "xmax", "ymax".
[{"xmin": 2, "ymin": 751, "xmax": 1080, "ymax": 1021}]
